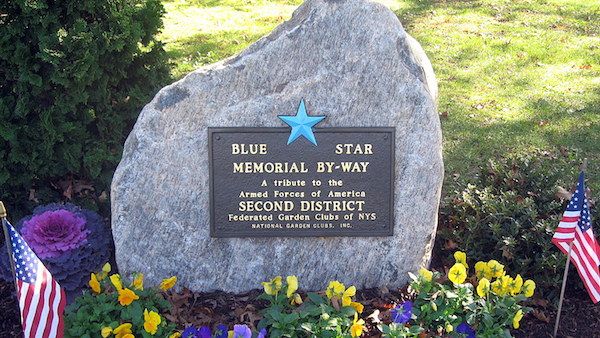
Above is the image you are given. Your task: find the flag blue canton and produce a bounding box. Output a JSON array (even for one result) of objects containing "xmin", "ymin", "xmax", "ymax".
[
  {"xmin": 7, "ymin": 222, "xmax": 39, "ymax": 284},
  {"xmin": 567, "ymin": 173, "xmax": 593, "ymax": 232}
]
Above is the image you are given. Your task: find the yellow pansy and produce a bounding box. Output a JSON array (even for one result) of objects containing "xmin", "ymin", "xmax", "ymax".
[
  {"xmin": 118, "ymin": 288, "xmax": 140, "ymax": 306},
  {"xmin": 110, "ymin": 274, "xmax": 123, "ymax": 291},
  {"xmin": 448, "ymin": 263, "xmax": 467, "ymax": 284},
  {"xmin": 487, "ymin": 260, "xmax": 505, "ymax": 278},
  {"xmin": 143, "ymin": 309, "xmax": 162, "ymax": 335},
  {"xmin": 160, "ymin": 276, "xmax": 177, "ymax": 291},
  {"xmin": 101, "ymin": 326, "xmax": 112, "ymax": 338},
  {"xmin": 499, "ymin": 275, "xmax": 513, "ymax": 295},
  {"xmin": 477, "ymin": 278, "xmax": 490, "ymax": 298},
  {"xmin": 286, "ymin": 275, "xmax": 298, "ymax": 298},
  {"xmin": 446, "ymin": 323, "xmax": 453, "ymax": 333},
  {"xmin": 490, "ymin": 280, "xmax": 506, "ymax": 296},
  {"xmin": 89, "ymin": 273, "xmax": 101, "ymax": 294},
  {"xmin": 513, "ymin": 309, "xmax": 523, "ymax": 329},
  {"xmin": 350, "ymin": 301, "xmax": 364, "ymax": 314},
  {"xmin": 95, "ymin": 262, "xmax": 111, "ymax": 280},
  {"xmin": 102, "ymin": 262, "xmax": 111, "ymax": 273},
  {"xmin": 419, "ymin": 268, "xmax": 433, "ymax": 282},
  {"xmin": 169, "ymin": 333, "xmax": 181, "ymax": 338},
  {"xmin": 228, "ymin": 331, "xmax": 234, "ymax": 338},
  {"xmin": 113, "ymin": 323, "xmax": 132, "ymax": 338},
  {"xmin": 342, "ymin": 285, "xmax": 357, "ymax": 306},
  {"xmin": 509, "ymin": 274, "xmax": 523, "ymax": 295},
  {"xmin": 122, "ymin": 334, "xmax": 134, "ymax": 338},
  {"xmin": 132, "ymin": 273, "xmax": 144, "ymax": 291},
  {"xmin": 523, "ymin": 279, "xmax": 536, "ymax": 297},
  {"xmin": 291, "ymin": 293, "xmax": 303, "ymax": 305},
  {"xmin": 326, "ymin": 280, "xmax": 346, "ymax": 299},
  {"xmin": 454, "ymin": 251, "xmax": 468, "ymax": 269},
  {"xmin": 475, "ymin": 261, "xmax": 491, "ymax": 279},
  {"xmin": 261, "ymin": 276, "xmax": 282, "ymax": 296},
  {"xmin": 350, "ymin": 313, "xmax": 365, "ymax": 337}
]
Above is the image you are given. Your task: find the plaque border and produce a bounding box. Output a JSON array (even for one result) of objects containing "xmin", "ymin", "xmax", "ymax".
[{"xmin": 208, "ymin": 127, "xmax": 395, "ymax": 238}]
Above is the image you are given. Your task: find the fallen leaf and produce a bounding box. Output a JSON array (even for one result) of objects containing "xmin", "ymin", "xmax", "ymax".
[
  {"xmin": 444, "ymin": 239, "xmax": 458, "ymax": 250},
  {"xmin": 532, "ymin": 309, "xmax": 550, "ymax": 323},
  {"xmin": 556, "ymin": 186, "xmax": 572, "ymax": 200},
  {"xmin": 28, "ymin": 189, "xmax": 38, "ymax": 203}
]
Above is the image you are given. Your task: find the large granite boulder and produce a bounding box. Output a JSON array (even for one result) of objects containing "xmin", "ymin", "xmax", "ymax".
[{"xmin": 112, "ymin": 0, "xmax": 443, "ymax": 292}]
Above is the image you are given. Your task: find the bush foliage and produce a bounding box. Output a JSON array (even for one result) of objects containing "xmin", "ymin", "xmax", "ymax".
[
  {"xmin": 0, "ymin": 0, "xmax": 170, "ymax": 218},
  {"xmin": 438, "ymin": 151, "xmax": 591, "ymax": 302}
]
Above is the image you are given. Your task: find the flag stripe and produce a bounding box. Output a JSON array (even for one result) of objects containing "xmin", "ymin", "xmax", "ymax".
[
  {"xmin": 42, "ymin": 277, "xmax": 57, "ymax": 338},
  {"xmin": 570, "ymin": 243, "xmax": 600, "ymax": 302},
  {"xmin": 28, "ymin": 264, "xmax": 47, "ymax": 337},
  {"xmin": 35, "ymin": 268, "xmax": 53, "ymax": 337},
  {"xmin": 21, "ymin": 280, "xmax": 35, "ymax": 335},
  {"xmin": 554, "ymin": 240, "xmax": 600, "ymax": 302},
  {"xmin": 56, "ymin": 289, "xmax": 66, "ymax": 338}
]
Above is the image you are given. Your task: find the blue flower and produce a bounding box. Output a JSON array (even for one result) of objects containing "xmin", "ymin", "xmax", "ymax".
[
  {"xmin": 182, "ymin": 326, "xmax": 199, "ymax": 338},
  {"xmin": 456, "ymin": 322, "xmax": 476, "ymax": 338},
  {"xmin": 390, "ymin": 301, "xmax": 413, "ymax": 324},
  {"xmin": 214, "ymin": 324, "xmax": 228, "ymax": 338},
  {"xmin": 257, "ymin": 328, "xmax": 268, "ymax": 338},
  {"xmin": 233, "ymin": 324, "xmax": 252, "ymax": 338}
]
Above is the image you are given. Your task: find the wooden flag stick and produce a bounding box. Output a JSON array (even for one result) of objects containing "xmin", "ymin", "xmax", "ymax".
[
  {"xmin": 553, "ymin": 241, "xmax": 573, "ymax": 338},
  {"xmin": 553, "ymin": 158, "xmax": 588, "ymax": 338},
  {"xmin": 0, "ymin": 201, "xmax": 20, "ymax": 298}
]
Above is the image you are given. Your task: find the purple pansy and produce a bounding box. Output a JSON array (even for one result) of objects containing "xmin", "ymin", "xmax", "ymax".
[
  {"xmin": 21, "ymin": 209, "xmax": 89, "ymax": 259},
  {"xmin": 257, "ymin": 328, "xmax": 267, "ymax": 338},
  {"xmin": 390, "ymin": 301, "xmax": 413, "ymax": 324},
  {"xmin": 456, "ymin": 322, "xmax": 476, "ymax": 338},
  {"xmin": 233, "ymin": 324, "xmax": 252, "ymax": 338},
  {"xmin": 214, "ymin": 324, "xmax": 228, "ymax": 338},
  {"xmin": 182, "ymin": 326, "xmax": 200, "ymax": 338},
  {"xmin": 199, "ymin": 326, "xmax": 211, "ymax": 338}
]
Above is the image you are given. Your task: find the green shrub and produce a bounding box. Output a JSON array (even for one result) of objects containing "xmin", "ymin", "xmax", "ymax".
[
  {"xmin": 0, "ymin": 0, "xmax": 170, "ymax": 219},
  {"xmin": 437, "ymin": 151, "xmax": 589, "ymax": 303}
]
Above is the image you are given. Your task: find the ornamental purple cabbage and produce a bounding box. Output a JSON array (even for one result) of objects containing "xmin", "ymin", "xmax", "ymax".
[{"xmin": 20, "ymin": 209, "xmax": 89, "ymax": 259}]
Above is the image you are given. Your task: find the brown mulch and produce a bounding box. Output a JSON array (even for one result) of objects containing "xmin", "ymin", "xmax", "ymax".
[
  {"xmin": 1, "ymin": 279, "xmax": 599, "ymax": 338},
  {"xmin": 0, "ymin": 280, "xmax": 22, "ymax": 337}
]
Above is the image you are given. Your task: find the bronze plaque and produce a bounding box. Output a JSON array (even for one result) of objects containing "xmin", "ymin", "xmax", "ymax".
[{"xmin": 208, "ymin": 128, "xmax": 394, "ymax": 237}]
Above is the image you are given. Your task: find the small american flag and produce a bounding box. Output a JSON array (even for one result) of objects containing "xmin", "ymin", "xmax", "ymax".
[
  {"xmin": 5, "ymin": 219, "xmax": 66, "ymax": 337},
  {"xmin": 552, "ymin": 172, "xmax": 600, "ymax": 303}
]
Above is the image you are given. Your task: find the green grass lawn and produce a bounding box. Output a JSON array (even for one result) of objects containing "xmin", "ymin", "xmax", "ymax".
[{"xmin": 160, "ymin": 0, "xmax": 600, "ymax": 190}]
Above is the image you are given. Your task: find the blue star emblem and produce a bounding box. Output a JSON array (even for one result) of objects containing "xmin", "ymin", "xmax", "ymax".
[{"xmin": 279, "ymin": 100, "xmax": 326, "ymax": 146}]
